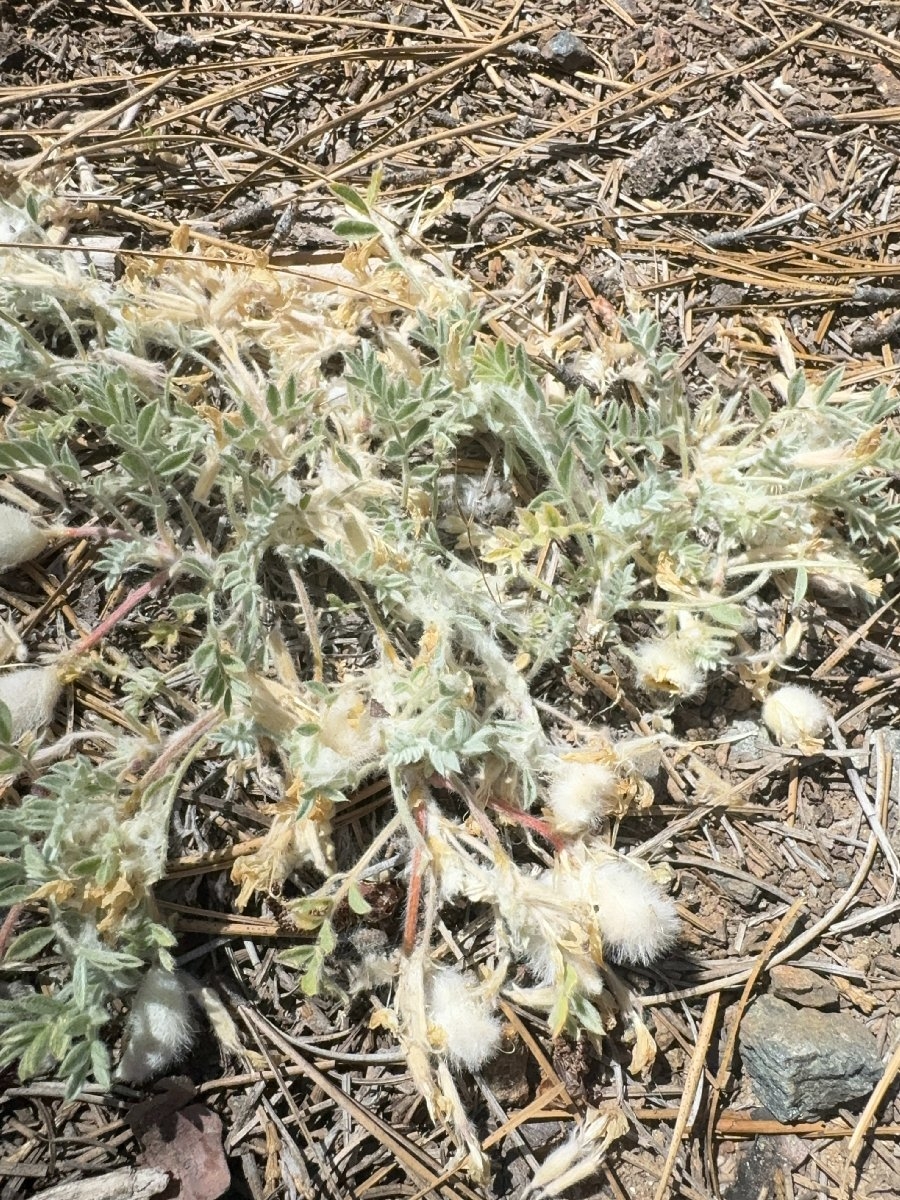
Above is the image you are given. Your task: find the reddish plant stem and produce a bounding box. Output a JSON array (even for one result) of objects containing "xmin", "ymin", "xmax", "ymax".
[
  {"xmin": 487, "ymin": 796, "xmax": 564, "ymax": 852},
  {"xmin": 70, "ymin": 568, "xmax": 170, "ymax": 656},
  {"xmin": 401, "ymin": 805, "xmax": 428, "ymax": 956},
  {"xmin": 402, "ymin": 846, "xmax": 423, "ymax": 956},
  {"xmin": 62, "ymin": 525, "xmax": 131, "ymax": 541},
  {"xmin": 137, "ymin": 707, "xmax": 223, "ymax": 788}
]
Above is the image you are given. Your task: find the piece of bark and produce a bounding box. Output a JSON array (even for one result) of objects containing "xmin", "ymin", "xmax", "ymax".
[{"xmin": 32, "ymin": 1167, "xmax": 170, "ymax": 1200}]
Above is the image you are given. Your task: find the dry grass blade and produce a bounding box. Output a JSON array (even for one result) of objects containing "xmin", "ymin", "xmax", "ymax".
[
  {"xmin": 238, "ymin": 1006, "xmax": 481, "ymax": 1200},
  {"xmin": 29, "ymin": 1168, "xmax": 169, "ymax": 1200},
  {"xmin": 841, "ymin": 1038, "xmax": 900, "ymax": 1194},
  {"xmin": 703, "ymin": 898, "xmax": 805, "ymax": 1193},
  {"xmin": 651, "ymin": 992, "xmax": 720, "ymax": 1200}
]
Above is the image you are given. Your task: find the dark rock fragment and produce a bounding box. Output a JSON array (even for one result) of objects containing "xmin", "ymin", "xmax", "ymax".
[
  {"xmin": 540, "ymin": 30, "xmax": 593, "ymax": 74},
  {"xmin": 733, "ymin": 36, "xmax": 772, "ymax": 59},
  {"xmin": 724, "ymin": 718, "xmax": 772, "ymax": 765},
  {"xmin": 739, "ymin": 995, "xmax": 882, "ymax": 1122},
  {"xmin": 788, "ymin": 108, "xmax": 838, "ymax": 131},
  {"xmin": 720, "ymin": 1131, "xmax": 808, "ymax": 1200},
  {"xmin": 397, "ymin": 4, "xmax": 427, "ymax": 26},
  {"xmin": 153, "ymin": 30, "xmax": 199, "ymax": 59}
]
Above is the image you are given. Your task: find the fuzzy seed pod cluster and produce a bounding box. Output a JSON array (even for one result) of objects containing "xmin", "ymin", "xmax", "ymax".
[
  {"xmin": 0, "ymin": 506, "xmax": 63, "ymax": 741},
  {"xmin": 426, "ymin": 966, "xmax": 502, "ymax": 1071},
  {"xmin": 554, "ymin": 852, "xmax": 680, "ymax": 966},
  {"xmin": 632, "ymin": 634, "xmax": 704, "ymax": 698},
  {"xmin": 545, "ymin": 757, "xmax": 619, "ymax": 836}
]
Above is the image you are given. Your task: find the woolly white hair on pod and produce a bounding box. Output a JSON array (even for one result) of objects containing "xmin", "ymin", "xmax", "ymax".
[
  {"xmin": 425, "ymin": 967, "xmax": 502, "ymax": 1072},
  {"xmin": 545, "ymin": 758, "xmax": 618, "ymax": 836},
  {"xmin": 589, "ymin": 859, "xmax": 679, "ymax": 965},
  {"xmin": 0, "ymin": 665, "xmax": 62, "ymax": 741},
  {"xmin": 318, "ymin": 689, "xmax": 380, "ymax": 759},
  {"xmin": 117, "ymin": 967, "xmax": 194, "ymax": 1083},
  {"xmin": 762, "ymin": 684, "xmax": 829, "ymax": 752},
  {"xmin": 632, "ymin": 636, "xmax": 704, "ymax": 698},
  {"xmin": 0, "ymin": 504, "xmax": 53, "ymax": 571},
  {"xmin": 555, "ymin": 856, "xmax": 679, "ymax": 966}
]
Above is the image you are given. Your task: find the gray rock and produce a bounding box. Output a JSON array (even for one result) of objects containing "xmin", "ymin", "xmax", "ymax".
[
  {"xmin": 739, "ymin": 995, "xmax": 883, "ymax": 1122},
  {"xmin": 398, "ymin": 4, "xmax": 427, "ymax": 26},
  {"xmin": 871, "ymin": 727, "xmax": 900, "ymax": 758},
  {"xmin": 719, "ymin": 875, "xmax": 761, "ymax": 908},
  {"xmin": 540, "ymin": 31, "xmax": 593, "ymax": 74},
  {"xmin": 724, "ymin": 718, "xmax": 772, "ymax": 765},
  {"xmin": 720, "ymin": 1132, "xmax": 808, "ymax": 1200}
]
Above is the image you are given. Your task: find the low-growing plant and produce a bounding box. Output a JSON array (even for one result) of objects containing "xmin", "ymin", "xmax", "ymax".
[{"xmin": 0, "ymin": 175, "xmax": 898, "ymax": 1182}]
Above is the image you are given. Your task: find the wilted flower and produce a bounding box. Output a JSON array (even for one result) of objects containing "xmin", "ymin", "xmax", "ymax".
[
  {"xmin": 231, "ymin": 793, "xmax": 335, "ymax": 909},
  {"xmin": 762, "ymin": 684, "xmax": 829, "ymax": 753}
]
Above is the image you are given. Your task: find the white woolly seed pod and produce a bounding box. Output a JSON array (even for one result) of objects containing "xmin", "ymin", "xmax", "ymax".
[
  {"xmin": 632, "ymin": 635, "xmax": 704, "ymax": 698},
  {"xmin": 0, "ymin": 504, "xmax": 54, "ymax": 570},
  {"xmin": 557, "ymin": 857, "xmax": 679, "ymax": 966},
  {"xmin": 426, "ymin": 967, "xmax": 502, "ymax": 1072},
  {"xmin": 118, "ymin": 968, "xmax": 194, "ymax": 1083},
  {"xmin": 0, "ymin": 665, "xmax": 62, "ymax": 740},
  {"xmin": 545, "ymin": 758, "xmax": 618, "ymax": 836},
  {"xmin": 762, "ymin": 684, "xmax": 829, "ymax": 753},
  {"xmin": 590, "ymin": 860, "xmax": 680, "ymax": 965}
]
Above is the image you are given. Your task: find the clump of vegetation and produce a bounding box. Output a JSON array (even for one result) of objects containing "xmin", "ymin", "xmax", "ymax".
[{"xmin": 1, "ymin": 175, "xmax": 898, "ymax": 1183}]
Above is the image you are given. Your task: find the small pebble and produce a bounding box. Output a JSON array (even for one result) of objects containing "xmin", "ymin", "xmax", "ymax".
[
  {"xmin": 769, "ymin": 964, "xmax": 839, "ymax": 1011},
  {"xmin": 540, "ymin": 30, "xmax": 593, "ymax": 74}
]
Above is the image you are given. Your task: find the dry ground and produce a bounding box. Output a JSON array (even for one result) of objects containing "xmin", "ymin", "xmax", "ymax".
[{"xmin": 1, "ymin": 2, "xmax": 900, "ymax": 1198}]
